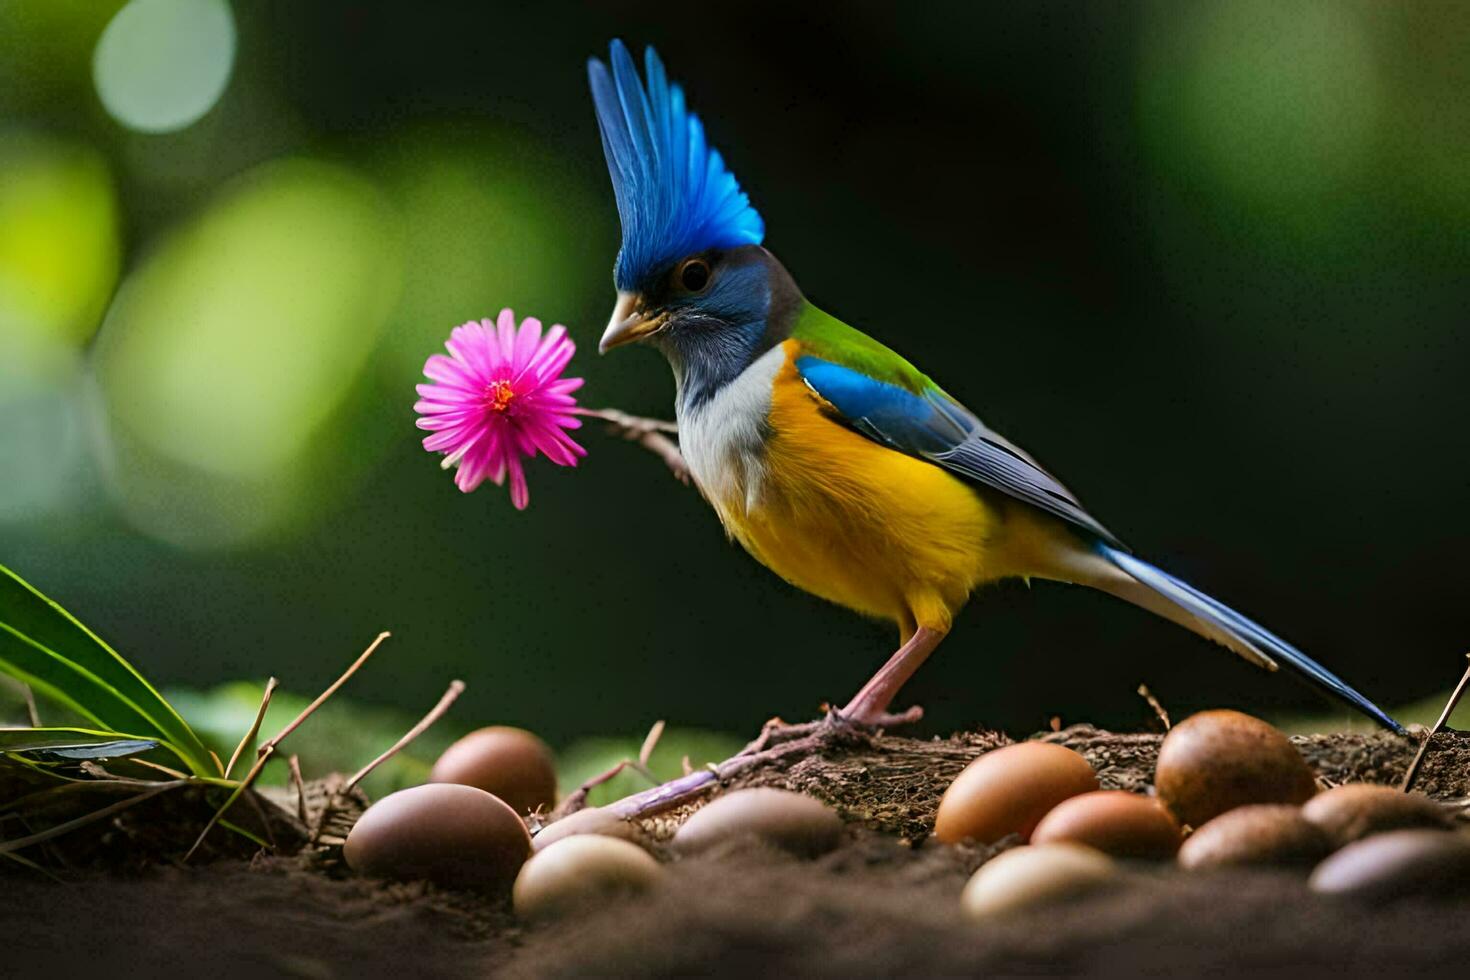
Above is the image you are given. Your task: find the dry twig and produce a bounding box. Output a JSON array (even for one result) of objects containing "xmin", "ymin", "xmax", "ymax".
[
  {"xmin": 555, "ymin": 719, "xmax": 667, "ymax": 817},
  {"xmin": 225, "ymin": 677, "xmax": 279, "ymax": 779},
  {"xmin": 288, "ymin": 755, "xmax": 308, "ymax": 825},
  {"xmin": 575, "ymin": 408, "xmax": 688, "ymax": 484},
  {"xmin": 183, "ymin": 632, "xmax": 389, "ymax": 861},
  {"xmin": 1137, "ymin": 684, "xmax": 1172, "ymax": 731},
  {"xmin": 604, "ymin": 717, "xmax": 843, "ymax": 822},
  {"xmin": 0, "ymin": 781, "xmax": 185, "ymax": 856},
  {"xmin": 638, "ymin": 719, "xmax": 666, "ymax": 767},
  {"xmin": 1401, "ymin": 652, "xmax": 1470, "ymax": 793},
  {"xmin": 344, "ymin": 679, "xmax": 465, "ymax": 792}
]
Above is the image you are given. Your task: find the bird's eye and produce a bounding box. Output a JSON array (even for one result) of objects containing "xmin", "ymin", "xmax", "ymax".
[{"xmin": 677, "ymin": 258, "xmax": 711, "ymax": 292}]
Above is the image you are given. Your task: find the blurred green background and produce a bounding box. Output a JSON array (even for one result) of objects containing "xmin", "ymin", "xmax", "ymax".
[{"xmin": 2, "ymin": 1, "xmax": 1468, "ymax": 765}]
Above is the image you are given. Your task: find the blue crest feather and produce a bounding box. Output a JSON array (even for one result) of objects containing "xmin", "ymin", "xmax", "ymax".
[{"xmin": 588, "ymin": 41, "xmax": 764, "ymax": 291}]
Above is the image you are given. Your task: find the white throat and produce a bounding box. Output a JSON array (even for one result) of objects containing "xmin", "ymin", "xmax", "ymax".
[{"xmin": 675, "ymin": 344, "xmax": 785, "ymax": 518}]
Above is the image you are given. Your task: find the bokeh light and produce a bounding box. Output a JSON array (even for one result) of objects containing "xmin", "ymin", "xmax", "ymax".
[
  {"xmin": 1138, "ymin": 0, "xmax": 1381, "ymax": 244},
  {"xmin": 93, "ymin": 157, "xmax": 401, "ymax": 546},
  {"xmin": 0, "ymin": 130, "xmax": 121, "ymax": 381},
  {"xmin": 372, "ymin": 127, "xmax": 610, "ymax": 386},
  {"xmin": 92, "ymin": 0, "xmax": 236, "ymax": 134},
  {"xmin": 0, "ymin": 367, "xmax": 92, "ymax": 524},
  {"xmin": 0, "ymin": 1, "xmax": 126, "ymax": 113},
  {"xmin": 2, "ymin": 2, "xmax": 1466, "ymax": 742}
]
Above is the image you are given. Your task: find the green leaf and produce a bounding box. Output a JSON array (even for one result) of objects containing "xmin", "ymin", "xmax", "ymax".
[
  {"xmin": 0, "ymin": 726, "xmax": 160, "ymax": 762},
  {"xmin": 0, "ymin": 565, "xmax": 214, "ymax": 775}
]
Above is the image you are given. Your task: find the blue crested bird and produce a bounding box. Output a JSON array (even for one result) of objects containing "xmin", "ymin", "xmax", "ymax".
[{"xmin": 586, "ymin": 41, "xmax": 1401, "ymax": 733}]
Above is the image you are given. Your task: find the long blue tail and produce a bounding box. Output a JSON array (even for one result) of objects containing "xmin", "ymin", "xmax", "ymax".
[{"xmin": 1096, "ymin": 543, "xmax": 1403, "ymax": 733}]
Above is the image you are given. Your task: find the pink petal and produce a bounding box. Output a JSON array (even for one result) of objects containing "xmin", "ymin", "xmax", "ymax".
[
  {"xmin": 511, "ymin": 426, "xmax": 539, "ymax": 458},
  {"xmin": 513, "ymin": 317, "xmax": 542, "ymax": 373},
  {"xmin": 496, "ymin": 309, "xmax": 519, "ymax": 364},
  {"xmin": 479, "ymin": 429, "xmax": 508, "ymax": 485},
  {"xmin": 529, "ymin": 337, "xmax": 576, "ymax": 385},
  {"xmin": 507, "ymin": 456, "xmax": 529, "ymax": 510},
  {"xmin": 422, "ymin": 428, "xmax": 467, "ymax": 451},
  {"xmin": 415, "ymin": 381, "xmax": 473, "ymax": 401},
  {"xmin": 455, "ymin": 460, "xmax": 485, "ymax": 493},
  {"xmin": 523, "ymin": 423, "xmax": 576, "ymax": 466},
  {"xmin": 423, "ymin": 354, "xmax": 479, "ymax": 388},
  {"xmin": 521, "ymin": 324, "xmax": 568, "ymax": 379},
  {"xmin": 446, "ymin": 325, "xmax": 497, "ymax": 380}
]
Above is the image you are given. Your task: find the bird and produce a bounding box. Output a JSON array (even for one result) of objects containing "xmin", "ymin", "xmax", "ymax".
[{"xmin": 585, "ymin": 40, "xmax": 1402, "ymax": 733}]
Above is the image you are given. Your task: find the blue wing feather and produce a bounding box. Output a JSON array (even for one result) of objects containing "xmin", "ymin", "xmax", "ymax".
[
  {"xmin": 794, "ymin": 355, "xmax": 1122, "ymax": 547},
  {"xmin": 795, "ymin": 355, "xmax": 1402, "ymax": 732},
  {"xmin": 588, "ymin": 42, "xmax": 764, "ymax": 291}
]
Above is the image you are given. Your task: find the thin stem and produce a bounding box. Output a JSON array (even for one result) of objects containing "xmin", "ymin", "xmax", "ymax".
[
  {"xmin": 183, "ymin": 750, "xmax": 269, "ymax": 862},
  {"xmin": 572, "ymin": 407, "xmax": 688, "ymax": 483},
  {"xmin": 2, "ymin": 848, "xmax": 65, "ymax": 883},
  {"xmin": 344, "ymin": 679, "xmax": 465, "ymax": 792},
  {"xmin": 1137, "ymin": 683, "xmax": 1171, "ymax": 731},
  {"xmin": 638, "ymin": 719, "xmax": 666, "ymax": 767},
  {"xmin": 1400, "ymin": 652, "xmax": 1470, "ymax": 793},
  {"xmin": 240, "ymin": 783, "xmax": 278, "ymax": 849},
  {"xmin": 21, "ymin": 683, "xmax": 40, "ymax": 727},
  {"xmin": 554, "ymin": 718, "xmax": 670, "ymax": 817},
  {"xmin": 184, "ymin": 632, "xmax": 389, "ymax": 861},
  {"xmin": 129, "ymin": 758, "xmax": 190, "ymax": 780},
  {"xmin": 604, "ymin": 718, "xmax": 840, "ymax": 822},
  {"xmin": 264, "ymin": 633, "xmax": 389, "ymax": 752},
  {"xmin": 556, "ymin": 761, "xmax": 634, "ymax": 817},
  {"xmin": 0, "ymin": 778, "xmax": 171, "ymax": 814},
  {"xmin": 0, "ymin": 781, "xmax": 184, "ymax": 856},
  {"xmin": 288, "ymin": 754, "xmax": 308, "ymax": 825},
  {"xmin": 572, "ymin": 407, "xmax": 678, "ymax": 434},
  {"xmin": 225, "ymin": 677, "xmax": 279, "ymax": 779}
]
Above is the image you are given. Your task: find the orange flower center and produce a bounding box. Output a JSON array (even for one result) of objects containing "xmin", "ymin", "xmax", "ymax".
[{"xmin": 485, "ymin": 379, "xmax": 515, "ymax": 413}]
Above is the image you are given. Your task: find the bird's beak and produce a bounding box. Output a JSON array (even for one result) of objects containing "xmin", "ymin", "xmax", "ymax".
[{"xmin": 599, "ymin": 292, "xmax": 659, "ymax": 353}]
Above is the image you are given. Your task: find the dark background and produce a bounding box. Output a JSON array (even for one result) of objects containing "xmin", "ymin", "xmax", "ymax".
[{"xmin": 2, "ymin": 1, "xmax": 1467, "ymax": 746}]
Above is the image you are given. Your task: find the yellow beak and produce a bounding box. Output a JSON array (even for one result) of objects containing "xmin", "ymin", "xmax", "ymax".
[{"xmin": 598, "ymin": 291, "xmax": 661, "ymax": 353}]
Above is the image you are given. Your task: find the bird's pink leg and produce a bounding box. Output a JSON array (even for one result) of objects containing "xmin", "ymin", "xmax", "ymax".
[{"xmin": 838, "ymin": 626, "xmax": 947, "ymax": 727}]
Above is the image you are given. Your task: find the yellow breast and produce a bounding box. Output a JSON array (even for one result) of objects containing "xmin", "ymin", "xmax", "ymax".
[{"xmin": 711, "ymin": 344, "xmax": 1021, "ymax": 634}]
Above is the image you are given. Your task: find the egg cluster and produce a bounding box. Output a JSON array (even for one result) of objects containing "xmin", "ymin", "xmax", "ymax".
[
  {"xmin": 939, "ymin": 709, "xmax": 1467, "ymax": 918},
  {"xmin": 342, "ymin": 725, "xmax": 846, "ymax": 917},
  {"xmin": 340, "ymin": 712, "xmax": 1467, "ymax": 924}
]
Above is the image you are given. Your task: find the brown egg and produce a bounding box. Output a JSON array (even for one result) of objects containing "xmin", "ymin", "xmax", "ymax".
[
  {"xmin": 960, "ymin": 843, "xmax": 1117, "ymax": 918},
  {"xmin": 430, "ymin": 726, "xmax": 558, "ymax": 817},
  {"xmin": 1154, "ymin": 710, "xmax": 1317, "ymax": 829},
  {"xmin": 1301, "ymin": 784, "xmax": 1453, "ymax": 847},
  {"xmin": 532, "ymin": 805, "xmax": 652, "ymax": 852},
  {"xmin": 934, "ymin": 742, "xmax": 1099, "ymax": 845},
  {"xmin": 344, "ymin": 783, "xmax": 531, "ymax": 893},
  {"xmin": 1177, "ymin": 804, "xmax": 1332, "ymax": 870},
  {"xmin": 513, "ymin": 835, "xmax": 664, "ymax": 919},
  {"xmin": 671, "ymin": 787, "xmax": 843, "ymax": 857},
  {"xmin": 1031, "ymin": 790, "xmax": 1182, "ymax": 859},
  {"xmin": 1309, "ymin": 829, "xmax": 1470, "ymax": 900}
]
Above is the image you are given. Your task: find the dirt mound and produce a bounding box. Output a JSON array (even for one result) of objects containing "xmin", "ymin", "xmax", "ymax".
[{"xmin": 4, "ymin": 726, "xmax": 1467, "ymax": 978}]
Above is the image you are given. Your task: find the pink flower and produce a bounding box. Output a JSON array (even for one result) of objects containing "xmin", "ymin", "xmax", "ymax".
[{"xmin": 415, "ymin": 309, "xmax": 586, "ymax": 509}]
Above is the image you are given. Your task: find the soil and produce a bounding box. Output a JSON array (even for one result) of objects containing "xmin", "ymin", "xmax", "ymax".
[{"xmin": 4, "ymin": 725, "xmax": 1469, "ymax": 978}]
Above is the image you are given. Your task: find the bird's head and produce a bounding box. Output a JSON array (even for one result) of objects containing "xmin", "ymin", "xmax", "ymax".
[{"xmin": 588, "ymin": 42, "xmax": 794, "ymax": 378}]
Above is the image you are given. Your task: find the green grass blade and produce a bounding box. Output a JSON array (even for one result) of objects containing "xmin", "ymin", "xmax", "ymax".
[
  {"xmin": 0, "ymin": 565, "xmax": 214, "ymax": 775},
  {"xmin": 0, "ymin": 727, "xmax": 161, "ymax": 762}
]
